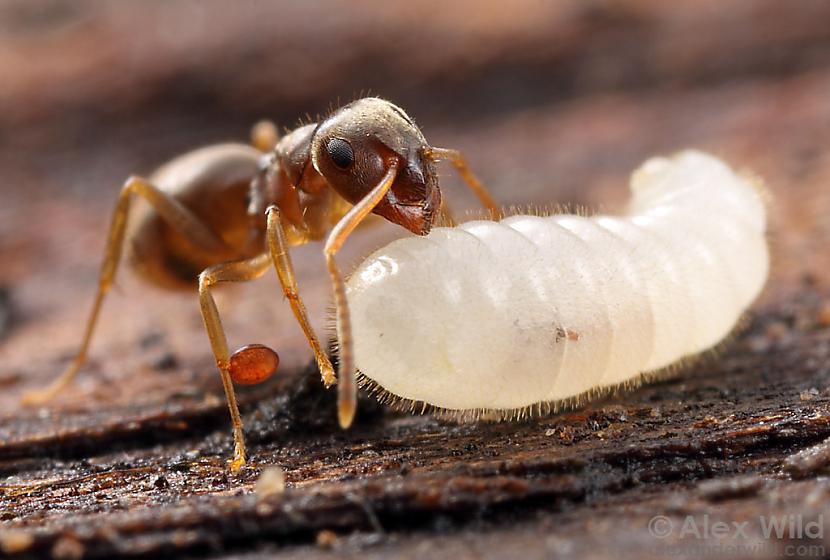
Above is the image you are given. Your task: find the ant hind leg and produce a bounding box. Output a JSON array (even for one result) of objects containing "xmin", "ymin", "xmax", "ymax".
[{"xmin": 21, "ymin": 176, "xmax": 227, "ymax": 405}]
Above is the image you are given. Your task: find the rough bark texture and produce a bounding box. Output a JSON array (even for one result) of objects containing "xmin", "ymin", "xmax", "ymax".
[{"xmin": 2, "ymin": 1, "xmax": 830, "ymax": 559}]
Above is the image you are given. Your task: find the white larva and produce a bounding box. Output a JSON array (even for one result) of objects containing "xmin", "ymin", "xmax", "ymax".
[{"xmin": 345, "ymin": 150, "xmax": 769, "ymax": 417}]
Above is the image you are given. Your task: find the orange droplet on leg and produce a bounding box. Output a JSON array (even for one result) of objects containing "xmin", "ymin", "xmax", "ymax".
[{"xmin": 229, "ymin": 344, "xmax": 279, "ymax": 385}]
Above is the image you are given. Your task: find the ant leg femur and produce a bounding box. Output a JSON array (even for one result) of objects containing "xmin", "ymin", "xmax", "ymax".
[{"xmin": 22, "ymin": 176, "xmax": 226, "ymax": 405}]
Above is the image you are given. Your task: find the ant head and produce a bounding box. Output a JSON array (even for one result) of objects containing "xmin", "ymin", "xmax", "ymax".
[{"xmin": 311, "ymin": 98, "xmax": 440, "ymax": 235}]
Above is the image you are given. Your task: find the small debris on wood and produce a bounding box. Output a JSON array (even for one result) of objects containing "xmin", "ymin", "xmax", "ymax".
[
  {"xmin": 783, "ymin": 436, "xmax": 830, "ymax": 479},
  {"xmin": 0, "ymin": 529, "xmax": 34, "ymax": 555},
  {"xmin": 316, "ymin": 529, "xmax": 338, "ymax": 549},
  {"xmin": 255, "ymin": 466, "xmax": 286, "ymax": 500},
  {"xmin": 695, "ymin": 475, "xmax": 766, "ymax": 502},
  {"xmin": 51, "ymin": 536, "xmax": 85, "ymax": 560},
  {"xmin": 801, "ymin": 388, "xmax": 820, "ymax": 401}
]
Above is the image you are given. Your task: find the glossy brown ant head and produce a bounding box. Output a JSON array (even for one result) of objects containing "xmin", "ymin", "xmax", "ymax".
[{"xmin": 311, "ymin": 98, "xmax": 440, "ymax": 235}]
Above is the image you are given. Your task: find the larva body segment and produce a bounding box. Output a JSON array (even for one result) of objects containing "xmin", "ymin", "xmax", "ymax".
[{"xmin": 346, "ymin": 151, "xmax": 769, "ymax": 414}]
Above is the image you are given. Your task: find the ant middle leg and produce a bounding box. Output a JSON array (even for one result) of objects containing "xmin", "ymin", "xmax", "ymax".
[
  {"xmin": 265, "ymin": 206, "xmax": 336, "ymax": 387},
  {"xmin": 198, "ymin": 254, "xmax": 272, "ymax": 472},
  {"xmin": 22, "ymin": 176, "xmax": 228, "ymax": 405}
]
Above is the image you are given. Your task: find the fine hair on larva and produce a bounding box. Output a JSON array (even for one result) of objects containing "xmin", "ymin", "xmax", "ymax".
[{"xmin": 344, "ymin": 150, "xmax": 770, "ymax": 421}]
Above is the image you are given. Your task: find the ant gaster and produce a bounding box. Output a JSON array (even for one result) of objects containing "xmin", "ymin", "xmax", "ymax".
[{"xmin": 23, "ymin": 98, "xmax": 500, "ymax": 471}]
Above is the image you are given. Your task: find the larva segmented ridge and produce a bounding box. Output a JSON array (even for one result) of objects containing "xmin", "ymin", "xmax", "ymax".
[{"xmin": 346, "ymin": 150, "xmax": 769, "ymax": 416}]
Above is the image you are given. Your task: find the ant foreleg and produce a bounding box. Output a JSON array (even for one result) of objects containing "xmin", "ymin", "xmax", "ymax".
[
  {"xmin": 22, "ymin": 176, "xmax": 227, "ymax": 405},
  {"xmin": 324, "ymin": 160, "xmax": 400, "ymax": 429},
  {"xmin": 424, "ymin": 147, "xmax": 502, "ymax": 220}
]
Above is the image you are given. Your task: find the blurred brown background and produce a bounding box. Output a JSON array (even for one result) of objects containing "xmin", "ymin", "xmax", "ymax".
[{"xmin": 2, "ymin": 1, "xmax": 830, "ymax": 559}]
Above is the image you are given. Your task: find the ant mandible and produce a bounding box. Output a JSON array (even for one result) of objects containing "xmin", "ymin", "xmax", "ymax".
[{"xmin": 23, "ymin": 97, "xmax": 501, "ymax": 471}]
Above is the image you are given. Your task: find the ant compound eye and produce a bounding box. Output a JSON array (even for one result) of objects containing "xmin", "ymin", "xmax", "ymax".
[{"xmin": 326, "ymin": 137, "xmax": 354, "ymax": 170}]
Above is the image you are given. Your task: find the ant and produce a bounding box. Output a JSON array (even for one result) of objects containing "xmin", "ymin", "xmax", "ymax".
[{"xmin": 23, "ymin": 98, "xmax": 501, "ymax": 471}]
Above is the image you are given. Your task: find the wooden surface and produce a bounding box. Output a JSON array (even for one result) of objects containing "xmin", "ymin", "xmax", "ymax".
[{"xmin": 2, "ymin": 1, "xmax": 830, "ymax": 558}]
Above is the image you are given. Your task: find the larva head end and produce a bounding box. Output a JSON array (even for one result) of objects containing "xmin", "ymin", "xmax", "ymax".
[
  {"xmin": 229, "ymin": 344, "xmax": 279, "ymax": 385},
  {"xmin": 312, "ymin": 97, "xmax": 440, "ymax": 236}
]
